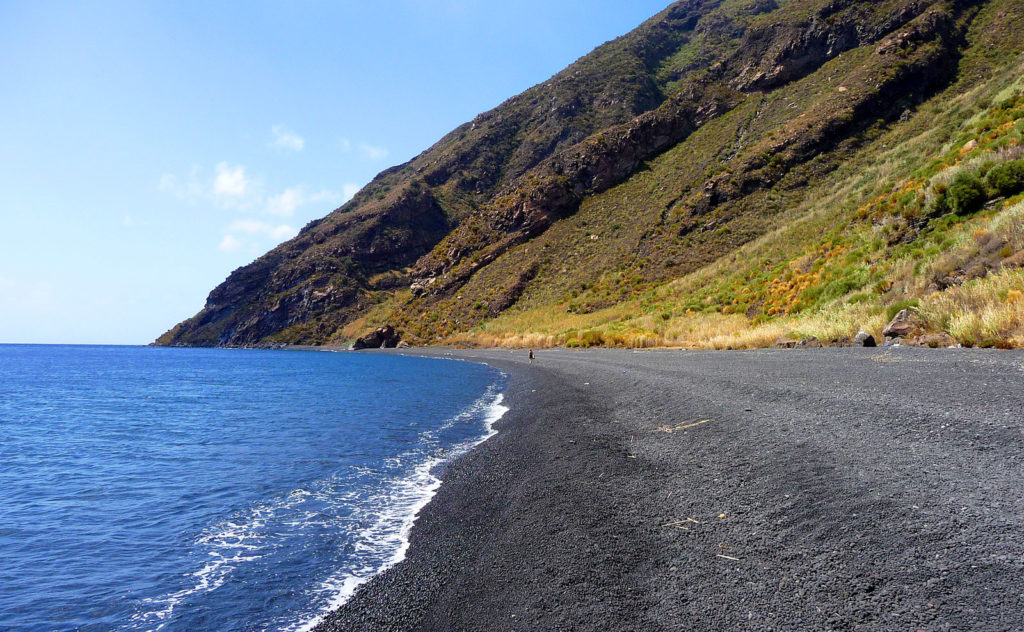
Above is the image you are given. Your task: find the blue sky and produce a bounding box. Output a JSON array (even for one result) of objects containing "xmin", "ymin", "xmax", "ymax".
[{"xmin": 0, "ymin": 1, "xmax": 669, "ymax": 344}]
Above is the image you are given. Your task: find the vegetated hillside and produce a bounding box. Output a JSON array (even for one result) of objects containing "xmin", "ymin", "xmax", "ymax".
[{"xmin": 159, "ymin": 0, "xmax": 1024, "ymax": 350}]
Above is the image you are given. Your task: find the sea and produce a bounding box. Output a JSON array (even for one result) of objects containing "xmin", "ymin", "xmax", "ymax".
[{"xmin": 0, "ymin": 345, "xmax": 507, "ymax": 632}]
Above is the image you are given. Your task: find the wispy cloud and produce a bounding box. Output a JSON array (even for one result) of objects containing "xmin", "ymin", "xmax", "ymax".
[
  {"xmin": 122, "ymin": 215, "xmax": 152, "ymax": 228},
  {"xmin": 341, "ymin": 138, "xmax": 388, "ymax": 160},
  {"xmin": 266, "ymin": 187, "xmax": 304, "ymax": 217},
  {"xmin": 217, "ymin": 234, "xmax": 242, "ymax": 252},
  {"xmin": 213, "ymin": 162, "xmax": 249, "ymax": 197},
  {"xmin": 158, "ymin": 165, "xmax": 204, "ymax": 202},
  {"xmin": 217, "ymin": 220, "xmax": 296, "ymax": 254},
  {"xmin": 270, "ymin": 125, "xmax": 305, "ymax": 151},
  {"xmin": 266, "ymin": 186, "xmax": 346, "ymax": 216},
  {"xmin": 159, "ymin": 163, "xmax": 263, "ymax": 210},
  {"xmin": 359, "ymin": 143, "xmax": 388, "ymax": 160},
  {"xmin": 343, "ymin": 183, "xmax": 361, "ymax": 201},
  {"xmin": 158, "ymin": 163, "xmax": 358, "ymax": 252},
  {"xmin": 228, "ymin": 219, "xmax": 297, "ymax": 241}
]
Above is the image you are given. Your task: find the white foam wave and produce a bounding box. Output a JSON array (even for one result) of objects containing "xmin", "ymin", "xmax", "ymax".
[
  {"xmin": 286, "ymin": 390, "xmax": 508, "ymax": 632},
  {"xmin": 127, "ymin": 489, "xmax": 319, "ymax": 631},
  {"xmin": 124, "ymin": 385, "xmax": 509, "ymax": 632}
]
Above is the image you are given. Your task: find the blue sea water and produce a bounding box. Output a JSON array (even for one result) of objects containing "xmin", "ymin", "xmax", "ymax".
[{"xmin": 0, "ymin": 345, "xmax": 506, "ymax": 632}]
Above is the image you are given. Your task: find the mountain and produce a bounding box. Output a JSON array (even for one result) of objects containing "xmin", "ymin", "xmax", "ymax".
[{"xmin": 158, "ymin": 0, "xmax": 1024, "ymax": 350}]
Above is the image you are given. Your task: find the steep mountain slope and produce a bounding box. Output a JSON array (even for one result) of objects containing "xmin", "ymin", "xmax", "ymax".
[
  {"xmin": 159, "ymin": 0, "xmax": 1024, "ymax": 349},
  {"xmin": 157, "ymin": 0, "xmax": 742, "ymax": 346}
]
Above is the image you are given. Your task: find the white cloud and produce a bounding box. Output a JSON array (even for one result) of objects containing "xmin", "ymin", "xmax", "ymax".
[
  {"xmin": 218, "ymin": 219, "xmax": 297, "ymax": 254},
  {"xmin": 214, "ymin": 162, "xmax": 249, "ymax": 197},
  {"xmin": 343, "ymin": 183, "xmax": 361, "ymax": 201},
  {"xmin": 265, "ymin": 187, "xmax": 344, "ymax": 216},
  {"xmin": 308, "ymin": 189, "xmax": 334, "ymax": 201},
  {"xmin": 359, "ymin": 143, "xmax": 388, "ymax": 160},
  {"xmin": 159, "ymin": 164, "xmax": 353, "ymax": 253},
  {"xmin": 340, "ymin": 138, "xmax": 352, "ymax": 151},
  {"xmin": 270, "ymin": 125, "xmax": 305, "ymax": 151},
  {"xmin": 266, "ymin": 187, "xmax": 304, "ymax": 216},
  {"xmin": 160, "ymin": 163, "xmax": 262, "ymax": 210},
  {"xmin": 218, "ymin": 234, "xmax": 242, "ymax": 252},
  {"xmin": 228, "ymin": 219, "xmax": 297, "ymax": 241}
]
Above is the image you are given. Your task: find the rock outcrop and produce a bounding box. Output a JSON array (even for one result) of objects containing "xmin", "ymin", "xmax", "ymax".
[
  {"xmin": 882, "ymin": 309, "xmax": 926, "ymax": 341},
  {"xmin": 774, "ymin": 337, "xmax": 798, "ymax": 349},
  {"xmin": 904, "ymin": 332, "xmax": 959, "ymax": 348},
  {"xmin": 795, "ymin": 337, "xmax": 823, "ymax": 348},
  {"xmin": 353, "ymin": 326, "xmax": 402, "ymax": 350}
]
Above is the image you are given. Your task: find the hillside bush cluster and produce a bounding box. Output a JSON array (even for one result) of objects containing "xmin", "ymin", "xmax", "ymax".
[
  {"xmin": 987, "ymin": 159, "xmax": 1024, "ymax": 196},
  {"xmin": 948, "ymin": 171, "xmax": 988, "ymax": 214},
  {"xmin": 930, "ymin": 158, "xmax": 1024, "ymax": 218}
]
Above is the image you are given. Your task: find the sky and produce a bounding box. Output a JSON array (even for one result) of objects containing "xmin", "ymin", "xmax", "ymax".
[{"xmin": 0, "ymin": 1, "xmax": 670, "ymax": 344}]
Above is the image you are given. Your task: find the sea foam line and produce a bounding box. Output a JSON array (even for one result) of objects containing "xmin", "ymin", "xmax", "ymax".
[
  {"xmin": 287, "ymin": 388, "xmax": 509, "ymax": 632},
  {"xmin": 126, "ymin": 489, "xmax": 314, "ymax": 631}
]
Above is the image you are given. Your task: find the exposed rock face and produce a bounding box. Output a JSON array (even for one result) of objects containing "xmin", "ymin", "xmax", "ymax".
[
  {"xmin": 353, "ymin": 326, "xmax": 402, "ymax": 350},
  {"xmin": 727, "ymin": 0, "xmax": 926, "ymax": 92},
  {"xmin": 854, "ymin": 331, "xmax": 877, "ymax": 347},
  {"xmin": 408, "ymin": 84, "xmax": 743, "ymax": 298}
]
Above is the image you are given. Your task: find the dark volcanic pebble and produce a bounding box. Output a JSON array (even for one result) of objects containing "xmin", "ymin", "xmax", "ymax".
[{"xmin": 315, "ymin": 347, "xmax": 1024, "ymax": 632}]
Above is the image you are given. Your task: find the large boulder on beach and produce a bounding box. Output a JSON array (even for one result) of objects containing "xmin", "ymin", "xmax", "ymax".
[
  {"xmin": 854, "ymin": 331, "xmax": 876, "ymax": 347},
  {"xmin": 774, "ymin": 337, "xmax": 798, "ymax": 349},
  {"xmin": 882, "ymin": 309, "xmax": 925, "ymax": 339},
  {"xmin": 353, "ymin": 325, "xmax": 402, "ymax": 350}
]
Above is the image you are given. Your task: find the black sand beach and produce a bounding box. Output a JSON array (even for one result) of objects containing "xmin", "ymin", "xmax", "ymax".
[{"xmin": 315, "ymin": 348, "xmax": 1024, "ymax": 632}]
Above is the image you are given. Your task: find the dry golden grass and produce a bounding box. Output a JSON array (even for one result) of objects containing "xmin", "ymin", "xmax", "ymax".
[
  {"xmin": 447, "ymin": 331, "xmax": 560, "ymax": 349},
  {"xmin": 655, "ymin": 304, "xmax": 888, "ymax": 349},
  {"xmin": 919, "ymin": 269, "xmax": 1024, "ymax": 347}
]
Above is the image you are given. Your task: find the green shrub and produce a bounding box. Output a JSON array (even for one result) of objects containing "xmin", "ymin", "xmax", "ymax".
[
  {"xmin": 819, "ymin": 277, "xmax": 866, "ymax": 303},
  {"xmin": 947, "ymin": 171, "xmax": 988, "ymax": 214},
  {"xmin": 886, "ymin": 298, "xmax": 920, "ymax": 321},
  {"xmin": 928, "ymin": 192, "xmax": 950, "ymax": 216},
  {"xmin": 986, "ymin": 159, "xmax": 1024, "ymax": 196}
]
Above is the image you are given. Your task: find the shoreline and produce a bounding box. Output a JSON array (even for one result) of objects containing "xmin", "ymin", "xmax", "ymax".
[
  {"xmin": 314, "ymin": 347, "xmax": 1024, "ymax": 631},
  {"xmin": 296, "ymin": 383, "xmax": 509, "ymax": 632}
]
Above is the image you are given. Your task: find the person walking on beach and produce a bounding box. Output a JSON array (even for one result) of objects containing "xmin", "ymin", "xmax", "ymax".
[{"xmin": 529, "ymin": 349, "xmax": 534, "ymax": 364}]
